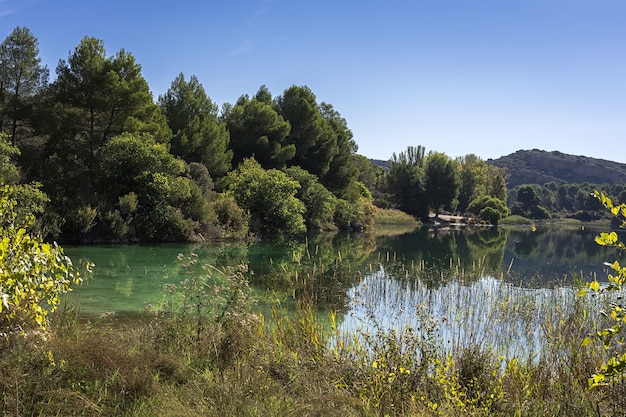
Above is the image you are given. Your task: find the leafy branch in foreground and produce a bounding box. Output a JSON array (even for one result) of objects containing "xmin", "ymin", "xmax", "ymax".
[
  {"xmin": 0, "ymin": 185, "xmax": 90, "ymax": 335},
  {"xmin": 579, "ymin": 191, "xmax": 626, "ymax": 387}
]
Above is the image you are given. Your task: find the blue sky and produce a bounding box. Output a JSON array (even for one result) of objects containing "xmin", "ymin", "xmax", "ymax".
[{"xmin": 2, "ymin": 0, "xmax": 626, "ymax": 163}]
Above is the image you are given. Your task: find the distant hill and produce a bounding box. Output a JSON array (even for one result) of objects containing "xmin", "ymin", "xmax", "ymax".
[
  {"xmin": 370, "ymin": 159, "xmax": 389, "ymax": 171},
  {"xmin": 371, "ymin": 150, "xmax": 626, "ymax": 189},
  {"xmin": 487, "ymin": 149, "xmax": 626, "ymax": 188}
]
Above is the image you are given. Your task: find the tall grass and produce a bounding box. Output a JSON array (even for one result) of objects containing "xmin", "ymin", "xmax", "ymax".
[
  {"xmin": 0, "ymin": 252, "xmax": 620, "ymax": 416},
  {"xmin": 374, "ymin": 208, "xmax": 421, "ymax": 227},
  {"xmin": 334, "ymin": 267, "xmax": 616, "ymax": 415},
  {"xmin": 342, "ymin": 270, "xmax": 590, "ymax": 359}
]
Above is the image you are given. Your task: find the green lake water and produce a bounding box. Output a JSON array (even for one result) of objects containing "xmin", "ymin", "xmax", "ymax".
[{"xmin": 64, "ymin": 224, "xmax": 621, "ymax": 323}]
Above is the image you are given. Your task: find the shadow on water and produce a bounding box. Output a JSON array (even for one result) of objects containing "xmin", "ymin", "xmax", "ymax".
[
  {"xmin": 502, "ymin": 224, "xmax": 621, "ymax": 286},
  {"xmin": 369, "ymin": 226, "xmax": 508, "ymax": 288}
]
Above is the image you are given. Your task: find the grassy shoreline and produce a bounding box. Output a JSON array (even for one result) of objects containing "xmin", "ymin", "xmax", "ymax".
[{"xmin": 1, "ymin": 263, "xmax": 622, "ymax": 417}]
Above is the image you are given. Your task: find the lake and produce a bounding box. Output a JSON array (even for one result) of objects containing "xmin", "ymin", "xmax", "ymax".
[
  {"xmin": 64, "ymin": 223, "xmax": 620, "ymax": 318},
  {"xmin": 63, "ymin": 223, "xmax": 624, "ymax": 358}
]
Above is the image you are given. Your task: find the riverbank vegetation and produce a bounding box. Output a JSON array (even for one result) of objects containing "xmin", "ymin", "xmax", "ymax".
[{"xmin": 3, "ymin": 27, "xmax": 623, "ymax": 244}]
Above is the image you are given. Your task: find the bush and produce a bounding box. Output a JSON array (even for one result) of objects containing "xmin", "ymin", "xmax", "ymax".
[
  {"xmin": 68, "ymin": 205, "xmax": 98, "ymax": 233},
  {"xmin": 333, "ymin": 199, "xmax": 356, "ymax": 230},
  {"xmin": 568, "ymin": 210, "xmax": 597, "ymax": 221},
  {"xmin": 284, "ymin": 166, "xmax": 338, "ymax": 231},
  {"xmin": 0, "ymin": 185, "xmax": 89, "ymax": 335},
  {"xmin": 211, "ymin": 194, "xmax": 250, "ymax": 239},
  {"xmin": 479, "ymin": 206, "xmax": 502, "ymax": 225},
  {"xmin": 118, "ymin": 192, "xmax": 138, "ymax": 215},
  {"xmin": 528, "ymin": 205, "xmax": 550, "ymax": 219},
  {"xmin": 467, "ymin": 196, "xmax": 508, "ymax": 222},
  {"xmin": 353, "ymin": 197, "xmax": 378, "ymax": 230},
  {"xmin": 102, "ymin": 210, "xmax": 128, "ymax": 240},
  {"xmin": 580, "ymin": 192, "xmax": 626, "ymax": 388},
  {"xmin": 227, "ymin": 158, "xmax": 305, "ymax": 236}
]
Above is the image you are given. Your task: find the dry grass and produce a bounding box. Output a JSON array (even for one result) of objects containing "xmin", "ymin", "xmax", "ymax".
[{"xmin": 0, "ymin": 259, "xmax": 620, "ymax": 417}]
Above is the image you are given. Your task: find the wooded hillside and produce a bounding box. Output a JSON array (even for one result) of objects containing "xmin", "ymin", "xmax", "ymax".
[
  {"xmin": 487, "ymin": 149, "xmax": 626, "ymax": 188},
  {"xmin": 374, "ymin": 149, "xmax": 626, "ymax": 189}
]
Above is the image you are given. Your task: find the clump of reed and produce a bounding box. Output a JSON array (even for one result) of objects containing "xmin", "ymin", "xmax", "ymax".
[
  {"xmin": 336, "ymin": 270, "xmax": 613, "ymax": 415},
  {"xmin": 373, "ymin": 209, "xmax": 421, "ymax": 238},
  {"xmin": 500, "ymin": 215, "xmax": 535, "ymax": 225},
  {"xmin": 375, "ymin": 208, "xmax": 421, "ymax": 227}
]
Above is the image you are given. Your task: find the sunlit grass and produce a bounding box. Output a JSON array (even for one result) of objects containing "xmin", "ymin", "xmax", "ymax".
[
  {"xmin": 374, "ymin": 208, "xmax": 420, "ymax": 226},
  {"xmin": 501, "ymin": 215, "xmax": 534, "ymax": 225}
]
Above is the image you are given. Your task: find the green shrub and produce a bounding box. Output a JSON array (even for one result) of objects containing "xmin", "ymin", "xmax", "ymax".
[
  {"xmin": 0, "ymin": 185, "xmax": 89, "ymax": 334},
  {"xmin": 118, "ymin": 192, "xmax": 138, "ymax": 215},
  {"xmin": 68, "ymin": 205, "xmax": 98, "ymax": 233},
  {"xmin": 528, "ymin": 204, "xmax": 550, "ymax": 219},
  {"xmin": 467, "ymin": 195, "xmax": 508, "ymax": 222},
  {"xmin": 284, "ymin": 166, "xmax": 338, "ymax": 231},
  {"xmin": 333, "ymin": 199, "xmax": 355, "ymax": 229},
  {"xmin": 478, "ymin": 206, "xmax": 502, "ymax": 225},
  {"xmin": 211, "ymin": 194, "xmax": 250, "ymax": 239},
  {"xmin": 102, "ymin": 210, "xmax": 128, "ymax": 239},
  {"xmin": 227, "ymin": 158, "xmax": 305, "ymax": 235},
  {"xmin": 580, "ymin": 192, "xmax": 626, "ymax": 388}
]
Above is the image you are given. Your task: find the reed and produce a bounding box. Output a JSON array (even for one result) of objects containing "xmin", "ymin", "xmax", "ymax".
[{"xmin": 374, "ymin": 208, "xmax": 421, "ymax": 227}]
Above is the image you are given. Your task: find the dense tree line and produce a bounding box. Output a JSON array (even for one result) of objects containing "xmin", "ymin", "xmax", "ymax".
[
  {"xmin": 380, "ymin": 146, "xmax": 509, "ymax": 224},
  {"xmin": 508, "ymin": 182, "xmax": 624, "ymax": 222},
  {"xmin": 0, "ymin": 28, "xmax": 380, "ymax": 242},
  {"xmin": 2, "ymin": 27, "xmax": 616, "ymax": 242}
]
